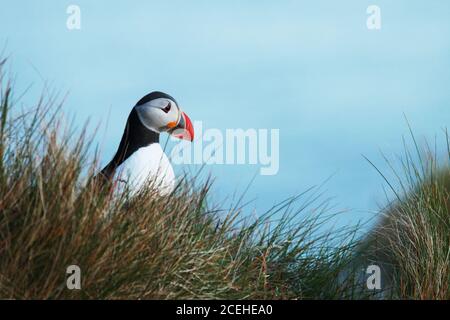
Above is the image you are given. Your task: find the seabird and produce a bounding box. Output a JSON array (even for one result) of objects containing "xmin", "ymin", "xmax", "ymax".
[{"xmin": 97, "ymin": 91, "xmax": 194, "ymax": 195}]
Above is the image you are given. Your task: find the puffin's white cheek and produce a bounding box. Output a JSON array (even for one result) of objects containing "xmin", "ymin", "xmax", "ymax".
[
  {"xmin": 168, "ymin": 107, "xmax": 179, "ymax": 123},
  {"xmin": 136, "ymin": 106, "xmax": 166, "ymax": 131},
  {"xmin": 152, "ymin": 110, "xmax": 167, "ymax": 125}
]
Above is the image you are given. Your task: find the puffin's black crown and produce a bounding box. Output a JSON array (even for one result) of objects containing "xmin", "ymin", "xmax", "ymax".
[{"xmin": 135, "ymin": 91, "xmax": 178, "ymax": 107}]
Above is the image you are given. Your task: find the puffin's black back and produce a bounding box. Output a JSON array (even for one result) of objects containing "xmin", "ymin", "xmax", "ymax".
[{"xmin": 97, "ymin": 107, "xmax": 159, "ymax": 182}]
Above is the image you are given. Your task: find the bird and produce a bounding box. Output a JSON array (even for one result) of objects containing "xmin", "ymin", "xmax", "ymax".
[{"xmin": 96, "ymin": 91, "xmax": 194, "ymax": 195}]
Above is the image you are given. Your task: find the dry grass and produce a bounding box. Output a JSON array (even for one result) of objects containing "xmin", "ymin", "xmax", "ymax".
[
  {"xmin": 2, "ymin": 56, "xmax": 448, "ymax": 300},
  {"xmin": 361, "ymin": 128, "xmax": 450, "ymax": 299}
]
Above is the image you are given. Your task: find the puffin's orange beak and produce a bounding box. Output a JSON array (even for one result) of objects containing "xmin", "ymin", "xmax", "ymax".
[{"xmin": 169, "ymin": 111, "xmax": 194, "ymax": 142}]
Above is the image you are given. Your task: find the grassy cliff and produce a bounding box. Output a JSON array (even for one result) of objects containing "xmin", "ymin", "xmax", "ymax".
[{"xmin": 0, "ymin": 59, "xmax": 448, "ymax": 299}]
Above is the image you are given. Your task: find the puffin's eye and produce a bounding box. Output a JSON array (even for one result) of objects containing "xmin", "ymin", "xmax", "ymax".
[{"xmin": 162, "ymin": 102, "xmax": 171, "ymax": 113}]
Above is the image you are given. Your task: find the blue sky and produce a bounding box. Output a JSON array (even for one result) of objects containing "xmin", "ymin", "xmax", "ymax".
[{"xmin": 2, "ymin": 1, "xmax": 450, "ymax": 228}]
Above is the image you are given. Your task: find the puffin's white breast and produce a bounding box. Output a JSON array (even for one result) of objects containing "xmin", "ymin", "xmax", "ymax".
[{"xmin": 115, "ymin": 143, "xmax": 175, "ymax": 195}]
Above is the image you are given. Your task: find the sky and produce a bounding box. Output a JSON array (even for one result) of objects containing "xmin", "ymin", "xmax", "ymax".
[{"xmin": 1, "ymin": 0, "xmax": 450, "ymax": 229}]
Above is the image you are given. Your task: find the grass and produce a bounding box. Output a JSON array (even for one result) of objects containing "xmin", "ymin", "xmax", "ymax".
[
  {"xmin": 360, "ymin": 128, "xmax": 450, "ymax": 299},
  {"xmin": 0, "ymin": 57, "xmax": 448, "ymax": 299},
  {"xmin": 0, "ymin": 58, "xmax": 362, "ymax": 299}
]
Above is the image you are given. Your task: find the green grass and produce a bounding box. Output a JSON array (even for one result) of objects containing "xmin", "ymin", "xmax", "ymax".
[{"xmin": 0, "ymin": 58, "xmax": 448, "ymax": 299}]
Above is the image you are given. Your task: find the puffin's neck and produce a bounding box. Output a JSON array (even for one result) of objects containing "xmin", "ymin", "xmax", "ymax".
[{"xmin": 100, "ymin": 108, "xmax": 160, "ymax": 179}]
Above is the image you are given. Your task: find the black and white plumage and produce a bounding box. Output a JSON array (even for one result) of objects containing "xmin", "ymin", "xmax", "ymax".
[{"xmin": 98, "ymin": 91, "xmax": 194, "ymax": 195}]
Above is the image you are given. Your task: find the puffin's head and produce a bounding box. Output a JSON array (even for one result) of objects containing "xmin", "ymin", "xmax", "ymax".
[{"xmin": 134, "ymin": 91, "xmax": 194, "ymax": 141}]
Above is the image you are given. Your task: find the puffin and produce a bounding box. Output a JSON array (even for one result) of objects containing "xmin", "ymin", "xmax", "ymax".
[{"xmin": 97, "ymin": 91, "xmax": 194, "ymax": 195}]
